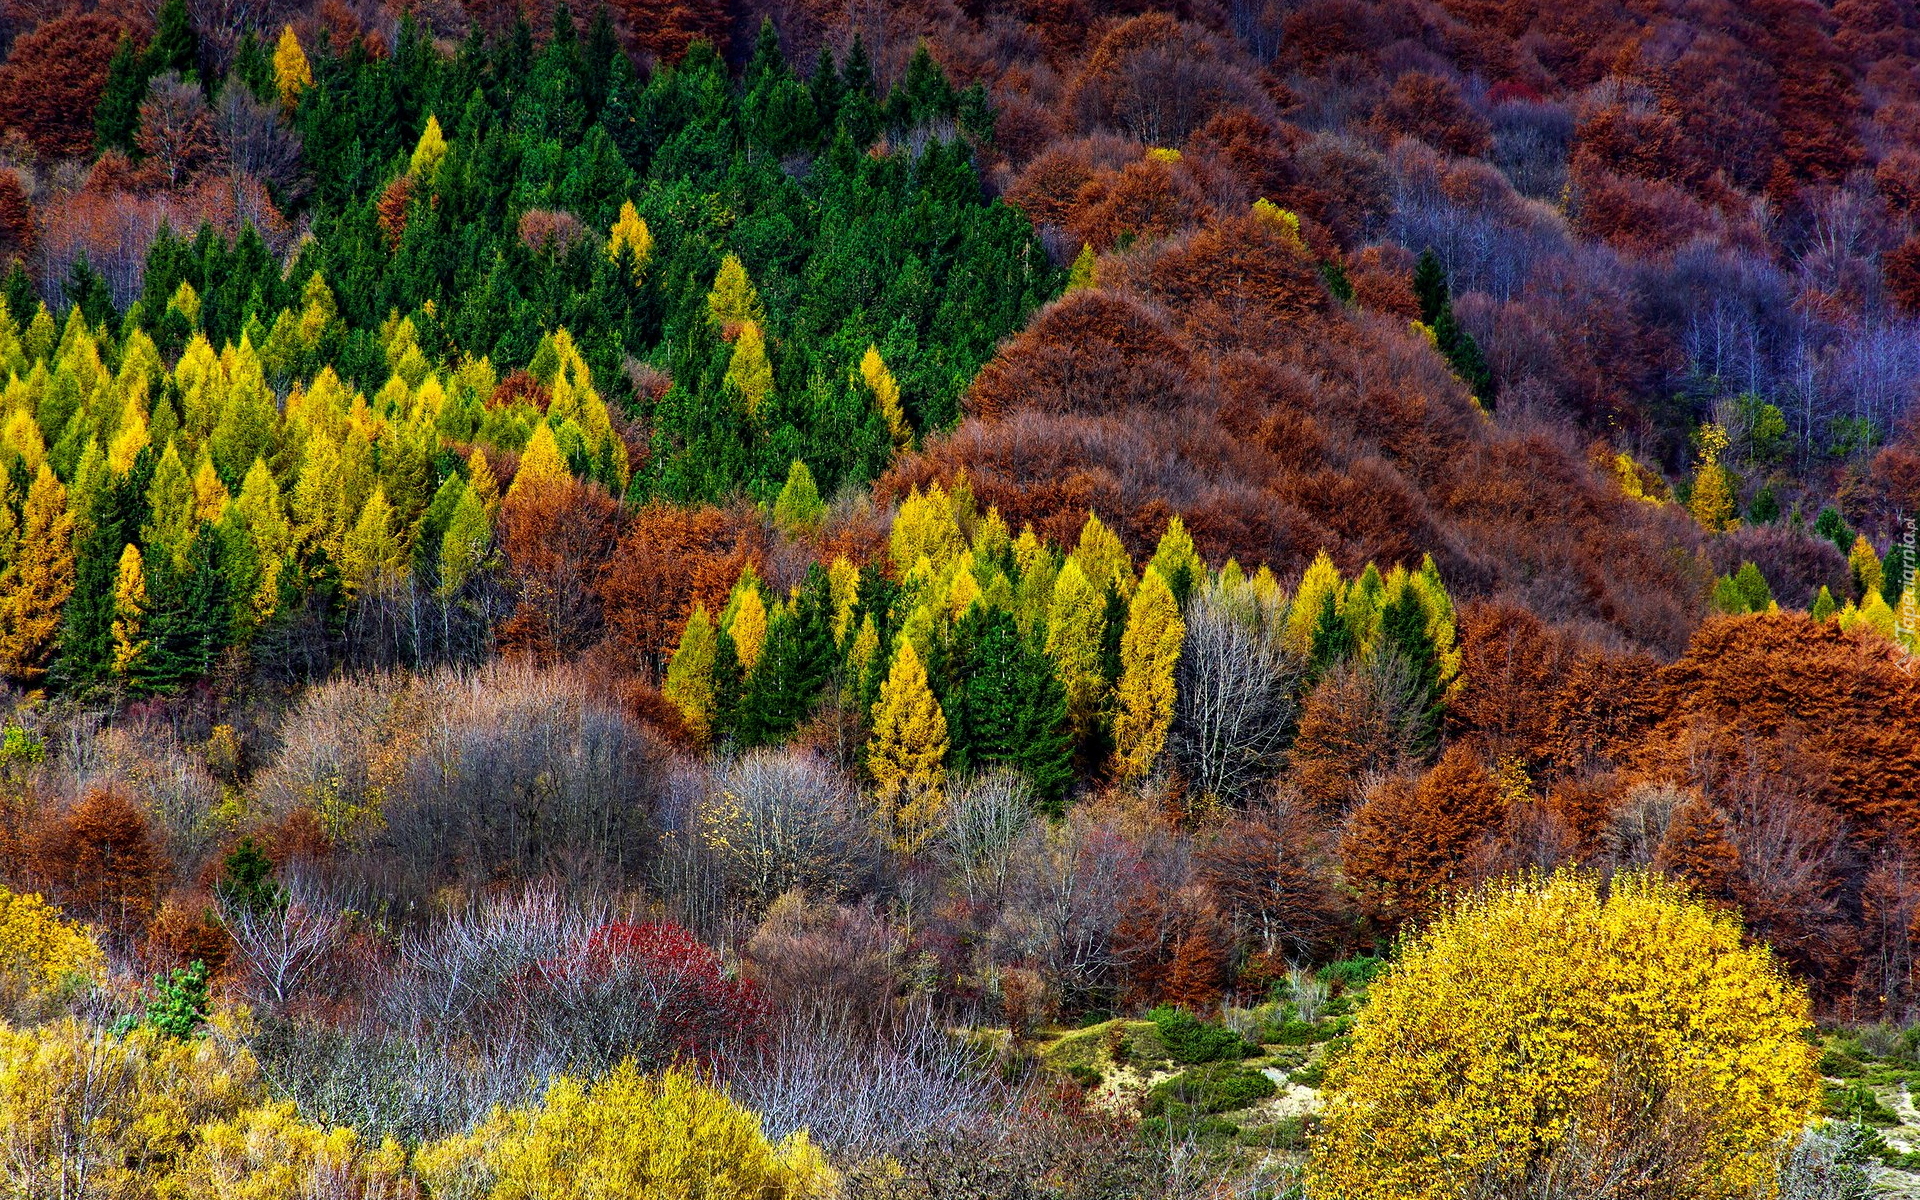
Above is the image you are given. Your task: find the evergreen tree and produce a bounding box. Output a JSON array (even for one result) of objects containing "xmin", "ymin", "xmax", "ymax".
[
  {"xmin": 954, "ymin": 605, "xmax": 1071, "ymax": 806},
  {"xmin": 1412, "ymin": 249, "xmax": 1448, "ymax": 326},
  {"xmin": 94, "ymin": 35, "xmax": 150, "ymax": 155},
  {"xmin": 771, "ymin": 459, "xmax": 825, "ymax": 536},
  {"xmin": 214, "ymin": 836, "xmax": 282, "ymax": 914},
  {"xmin": 145, "ymin": 0, "xmax": 200, "ymax": 86},
  {"xmin": 735, "ymin": 566, "xmax": 836, "ymax": 745}
]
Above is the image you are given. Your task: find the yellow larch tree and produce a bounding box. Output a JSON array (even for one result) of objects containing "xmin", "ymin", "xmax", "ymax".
[
  {"xmin": 1283, "ymin": 550, "xmax": 1342, "ymax": 655},
  {"xmin": 867, "ymin": 640, "xmax": 948, "ymax": 853},
  {"xmin": 111, "ymin": 543, "xmax": 149, "ymax": 677},
  {"xmin": 725, "ymin": 320, "xmax": 774, "ymax": 418},
  {"xmin": 664, "ymin": 605, "xmax": 718, "ymax": 741},
  {"xmin": 507, "ymin": 423, "xmax": 571, "ymax": 499},
  {"xmin": 1070, "ymin": 510, "xmax": 1133, "ymax": 599},
  {"xmin": 859, "ymin": 345, "xmax": 911, "ymax": 450},
  {"xmin": 707, "ymin": 253, "xmax": 765, "ymax": 332},
  {"xmin": 0, "ymin": 465, "xmax": 74, "ymax": 684},
  {"xmin": 1113, "ymin": 568, "xmax": 1184, "ymax": 779},
  {"xmin": 728, "ymin": 584, "xmax": 769, "ymax": 672},
  {"xmin": 1688, "ymin": 422, "xmax": 1735, "ymax": 533},
  {"xmin": 889, "ymin": 483, "xmax": 966, "ymax": 577},
  {"xmin": 272, "ymin": 26, "xmax": 313, "ymax": 110},
  {"xmin": 606, "ymin": 201, "xmax": 653, "ymax": 282},
  {"xmin": 1045, "ymin": 557, "xmax": 1106, "ymax": 738},
  {"xmin": 409, "ymin": 115, "xmax": 449, "ymax": 182},
  {"xmin": 340, "ymin": 489, "xmax": 404, "ymax": 597}
]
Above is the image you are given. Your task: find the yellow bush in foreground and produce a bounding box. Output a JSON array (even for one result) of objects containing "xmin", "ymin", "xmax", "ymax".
[
  {"xmin": 1308, "ymin": 870, "xmax": 1820, "ymax": 1200},
  {"xmin": 0, "ymin": 1015, "xmax": 405, "ymax": 1200},
  {"xmin": 417, "ymin": 1061, "xmax": 836, "ymax": 1200}
]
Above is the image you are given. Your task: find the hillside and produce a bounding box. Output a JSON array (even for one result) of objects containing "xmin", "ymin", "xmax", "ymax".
[{"xmin": 1, "ymin": 0, "xmax": 1920, "ymax": 1195}]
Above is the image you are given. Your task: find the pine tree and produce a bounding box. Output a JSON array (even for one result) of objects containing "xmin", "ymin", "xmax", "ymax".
[
  {"xmin": 868, "ymin": 640, "xmax": 948, "ymax": 853},
  {"xmin": 272, "ymin": 25, "xmax": 312, "ymax": 111},
  {"xmin": 771, "ymin": 460, "xmax": 825, "ymax": 536},
  {"xmin": 1732, "ymin": 561, "xmax": 1773, "ymax": 612},
  {"xmin": 664, "ymin": 605, "xmax": 717, "ymax": 741},
  {"xmin": 1412, "ymin": 249, "xmax": 1448, "ymax": 326},
  {"xmin": 1114, "ymin": 569, "xmax": 1184, "ymax": 780},
  {"xmin": 94, "ymin": 35, "xmax": 150, "ymax": 155},
  {"xmin": 111, "ymin": 543, "xmax": 148, "ymax": 676},
  {"xmin": 0, "ymin": 465, "xmax": 75, "ymax": 684},
  {"xmin": 145, "ymin": 0, "xmax": 200, "ymax": 84},
  {"xmin": 736, "ymin": 566, "xmax": 836, "ymax": 745}
]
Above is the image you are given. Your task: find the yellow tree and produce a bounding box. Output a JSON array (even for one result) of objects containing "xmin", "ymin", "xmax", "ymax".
[
  {"xmin": 859, "ymin": 345, "xmax": 911, "ymax": 450},
  {"xmin": 867, "ymin": 641, "xmax": 948, "ymax": 853},
  {"xmin": 1113, "ymin": 568, "xmax": 1184, "ymax": 779},
  {"xmin": 409, "ymin": 115, "xmax": 449, "ymax": 182},
  {"xmin": 111, "ymin": 543, "xmax": 148, "ymax": 677},
  {"xmin": 728, "ymin": 584, "xmax": 769, "ymax": 673},
  {"xmin": 1849, "ymin": 534, "xmax": 1883, "ymax": 600},
  {"xmin": 144, "ymin": 439, "xmax": 196, "ymax": 570},
  {"xmin": 507, "ymin": 423, "xmax": 571, "ymax": 499},
  {"xmin": 437, "ymin": 485, "xmax": 491, "ymax": 598},
  {"xmin": 1145, "ymin": 513, "xmax": 1204, "ymax": 596},
  {"xmin": 606, "ymin": 201, "xmax": 654, "ymax": 282},
  {"xmin": 1070, "ymin": 510, "xmax": 1133, "ymax": 598},
  {"xmin": 707, "ymin": 253, "xmax": 765, "ymax": 331},
  {"xmin": 340, "ymin": 489, "xmax": 404, "ymax": 597},
  {"xmin": 1283, "ymin": 550, "xmax": 1342, "ymax": 655},
  {"xmin": 1689, "ymin": 422, "xmax": 1735, "ymax": 533},
  {"xmin": 889, "ymin": 483, "xmax": 965, "ymax": 577},
  {"xmin": 1045, "ymin": 557, "xmax": 1106, "ymax": 739},
  {"xmin": 273, "ymin": 25, "xmax": 313, "ymax": 110},
  {"xmin": 771, "ymin": 460, "xmax": 825, "ymax": 537},
  {"xmin": 1309, "ymin": 870, "xmax": 1819, "ymax": 1200},
  {"xmin": 725, "ymin": 321, "xmax": 774, "ymax": 417},
  {"xmin": 1064, "ymin": 243, "xmax": 1097, "ymax": 293},
  {"xmin": 0, "ymin": 887, "xmax": 103, "ymax": 1004},
  {"xmin": 664, "ymin": 605, "xmax": 717, "ymax": 740},
  {"xmin": 0, "ymin": 465, "xmax": 74, "ymax": 684},
  {"xmin": 233, "ymin": 459, "xmax": 291, "ymax": 620}
]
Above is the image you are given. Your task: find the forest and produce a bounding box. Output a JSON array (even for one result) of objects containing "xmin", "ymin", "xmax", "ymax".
[{"xmin": 3, "ymin": 0, "xmax": 1920, "ymax": 1195}]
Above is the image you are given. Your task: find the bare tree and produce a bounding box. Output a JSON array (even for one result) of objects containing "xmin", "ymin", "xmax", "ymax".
[
  {"xmin": 217, "ymin": 85, "xmax": 304, "ymax": 203},
  {"xmin": 1169, "ymin": 595, "xmax": 1304, "ymax": 804},
  {"xmin": 222, "ymin": 872, "xmax": 348, "ymax": 1010},
  {"xmin": 136, "ymin": 73, "xmax": 221, "ymax": 190},
  {"xmin": 939, "ymin": 771, "xmax": 1033, "ymax": 905}
]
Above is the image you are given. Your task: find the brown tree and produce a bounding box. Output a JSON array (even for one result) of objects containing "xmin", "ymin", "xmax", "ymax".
[
  {"xmin": 1341, "ymin": 744, "xmax": 1504, "ymax": 934},
  {"xmin": 0, "ymin": 13, "xmax": 125, "ymax": 157},
  {"xmin": 497, "ymin": 477, "xmax": 625, "ymax": 663},
  {"xmin": 136, "ymin": 72, "xmax": 222, "ymax": 190},
  {"xmin": 31, "ymin": 787, "xmax": 163, "ymax": 935}
]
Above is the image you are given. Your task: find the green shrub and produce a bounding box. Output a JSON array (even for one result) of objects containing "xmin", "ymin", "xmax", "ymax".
[
  {"xmin": 1819, "ymin": 1048, "xmax": 1868, "ymax": 1078},
  {"xmin": 1240, "ymin": 1115, "xmax": 1313, "ymax": 1151},
  {"xmin": 1066, "ymin": 1064, "xmax": 1102, "ymax": 1090},
  {"xmin": 1146, "ymin": 1007, "xmax": 1254, "ymax": 1065},
  {"xmin": 1270, "ymin": 1018, "xmax": 1329, "ymax": 1046},
  {"xmin": 1318, "ymin": 956, "xmax": 1382, "ymax": 992},
  {"xmin": 1142, "ymin": 1064, "xmax": 1278, "ymax": 1118},
  {"xmin": 1824, "ymin": 1083, "xmax": 1900, "ymax": 1127}
]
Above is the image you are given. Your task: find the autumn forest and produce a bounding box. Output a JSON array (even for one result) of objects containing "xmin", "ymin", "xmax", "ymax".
[{"xmin": 1, "ymin": 0, "xmax": 1920, "ymax": 1194}]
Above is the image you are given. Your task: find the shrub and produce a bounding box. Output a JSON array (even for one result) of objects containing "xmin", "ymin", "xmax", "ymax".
[
  {"xmin": 1309, "ymin": 870, "xmax": 1821, "ymax": 1200},
  {"xmin": 1824, "ymin": 1083, "xmax": 1899, "ymax": 1127},
  {"xmin": 415, "ymin": 1061, "xmax": 835, "ymax": 1200},
  {"xmin": 1317, "ymin": 956, "xmax": 1383, "ymax": 992},
  {"xmin": 1145, "ymin": 1006, "xmax": 1253, "ymax": 1064},
  {"xmin": 1141, "ymin": 1063, "xmax": 1278, "ymax": 1118},
  {"xmin": 0, "ymin": 888, "xmax": 102, "ymax": 1007}
]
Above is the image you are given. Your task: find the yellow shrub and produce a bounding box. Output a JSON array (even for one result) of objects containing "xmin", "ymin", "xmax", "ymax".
[
  {"xmin": 0, "ymin": 887, "xmax": 104, "ymax": 1003},
  {"xmin": 162, "ymin": 1100, "xmax": 409, "ymax": 1200},
  {"xmin": 1308, "ymin": 870, "xmax": 1819, "ymax": 1200},
  {"xmin": 417, "ymin": 1062, "xmax": 836, "ymax": 1200}
]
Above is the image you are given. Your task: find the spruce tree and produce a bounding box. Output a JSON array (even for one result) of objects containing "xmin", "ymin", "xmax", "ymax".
[
  {"xmin": 145, "ymin": 0, "xmax": 200, "ymax": 86},
  {"xmin": 94, "ymin": 35, "xmax": 150, "ymax": 155},
  {"xmin": 735, "ymin": 566, "xmax": 836, "ymax": 745}
]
